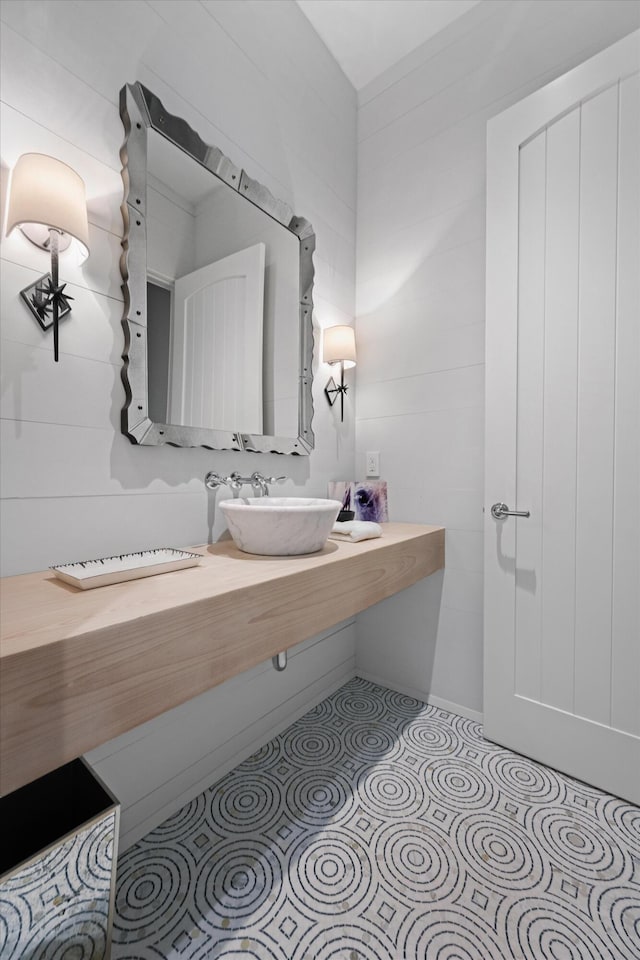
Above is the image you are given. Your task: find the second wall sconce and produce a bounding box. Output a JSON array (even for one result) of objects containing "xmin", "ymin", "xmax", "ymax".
[
  {"xmin": 323, "ymin": 324, "xmax": 356, "ymax": 422},
  {"xmin": 6, "ymin": 153, "xmax": 90, "ymax": 362}
]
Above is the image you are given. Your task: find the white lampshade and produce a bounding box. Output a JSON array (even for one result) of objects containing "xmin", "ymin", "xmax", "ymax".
[
  {"xmin": 323, "ymin": 324, "xmax": 356, "ymax": 369},
  {"xmin": 6, "ymin": 153, "xmax": 89, "ymax": 261}
]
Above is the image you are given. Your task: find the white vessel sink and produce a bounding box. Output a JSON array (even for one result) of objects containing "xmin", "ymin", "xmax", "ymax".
[{"xmin": 219, "ymin": 497, "xmax": 342, "ymax": 556}]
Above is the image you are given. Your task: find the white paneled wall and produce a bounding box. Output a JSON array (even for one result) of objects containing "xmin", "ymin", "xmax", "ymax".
[
  {"xmin": 354, "ymin": 0, "xmax": 640, "ymax": 714},
  {"xmin": 0, "ymin": 0, "xmax": 356, "ymax": 843}
]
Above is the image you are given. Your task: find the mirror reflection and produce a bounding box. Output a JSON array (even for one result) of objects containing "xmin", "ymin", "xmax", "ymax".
[{"xmin": 145, "ymin": 129, "xmax": 300, "ymax": 438}]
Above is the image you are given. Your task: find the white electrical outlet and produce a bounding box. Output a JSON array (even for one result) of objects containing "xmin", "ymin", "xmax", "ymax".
[{"xmin": 366, "ymin": 451, "xmax": 380, "ymax": 477}]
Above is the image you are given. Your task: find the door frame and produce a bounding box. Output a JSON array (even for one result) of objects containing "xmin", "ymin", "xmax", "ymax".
[{"xmin": 484, "ymin": 31, "xmax": 640, "ymax": 802}]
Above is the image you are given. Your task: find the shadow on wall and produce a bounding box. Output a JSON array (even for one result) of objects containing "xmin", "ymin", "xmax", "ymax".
[
  {"xmin": 0, "ymin": 162, "xmax": 32, "ymax": 441},
  {"xmin": 107, "ymin": 347, "xmax": 312, "ymax": 492},
  {"xmin": 357, "ymin": 196, "xmax": 475, "ymax": 322},
  {"xmin": 356, "ymin": 571, "xmax": 444, "ymax": 701},
  {"xmin": 494, "ymin": 521, "xmax": 514, "ymax": 577},
  {"xmin": 108, "ymin": 416, "xmax": 311, "ymax": 493},
  {"xmin": 494, "ymin": 521, "xmax": 537, "ymax": 594},
  {"xmin": 0, "ymin": 161, "xmax": 9, "ymax": 219}
]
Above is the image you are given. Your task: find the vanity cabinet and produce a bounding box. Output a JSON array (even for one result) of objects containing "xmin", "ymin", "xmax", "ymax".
[{"xmin": 0, "ymin": 523, "xmax": 444, "ymax": 797}]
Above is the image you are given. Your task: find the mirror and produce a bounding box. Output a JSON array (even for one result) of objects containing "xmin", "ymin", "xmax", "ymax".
[{"xmin": 119, "ymin": 83, "xmax": 315, "ymax": 454}]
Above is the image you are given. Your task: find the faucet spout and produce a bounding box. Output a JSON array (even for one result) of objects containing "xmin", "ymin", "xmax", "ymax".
[{"xmin": 251, "ymin": 472, "xmax": 269, "ymax": 496}]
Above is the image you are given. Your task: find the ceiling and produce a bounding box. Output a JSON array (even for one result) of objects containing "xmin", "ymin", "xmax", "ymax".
[{"xmin": 296, "ymin": 0, "xmax": 482, "ymax": 90}]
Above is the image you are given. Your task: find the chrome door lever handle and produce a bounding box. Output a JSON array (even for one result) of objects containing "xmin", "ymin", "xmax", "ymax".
[{"xmin": 490, "ymin": 502, "xmax": 530, "ymax": 520}]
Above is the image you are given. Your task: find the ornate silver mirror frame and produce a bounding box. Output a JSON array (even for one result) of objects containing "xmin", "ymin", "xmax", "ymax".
[{"xmin": 119, "ymin": 82, "xmax": 315, "ymax": 454}]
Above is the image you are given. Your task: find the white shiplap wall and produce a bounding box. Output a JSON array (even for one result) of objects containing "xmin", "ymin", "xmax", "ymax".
[
  {"xmin": 0, "ymin": 0, "xmax": 356, "ymax": 847},
  {"xmin": 354, "ymin": 0, "xmax": 640, "ymax": 715}
]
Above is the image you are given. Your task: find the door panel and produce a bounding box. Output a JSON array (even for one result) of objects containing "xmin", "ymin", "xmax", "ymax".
[
  {"xmin": 540, "ymin": 108, "xmax": 580, "ymax": 713},
  {"xmin": 612, "ymin": 73, "xmax": 640, "ymax": 737},
  {"xmin": 514, "ymin": 131, "xmax": 546, "ymax": 703},
  {"xmin": 171, "ymin": 243, "xmax": 265, "ymax": 433},
  {"xmin": 574, "ymin": 84, "xmax": 619, "ymax": 726},
  {"xmin": 485, "ymin": 32, "xmax": 640, "ymax": 804}
]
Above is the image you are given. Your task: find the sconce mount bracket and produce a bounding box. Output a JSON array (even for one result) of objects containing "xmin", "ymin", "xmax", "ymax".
[
  {"xmin": 20, "ymin": 274, "xmax": 72, "ymax": 332},
  {"xmin": 324, "ymin": 376, "xmax": 340, "ymax": 407}
]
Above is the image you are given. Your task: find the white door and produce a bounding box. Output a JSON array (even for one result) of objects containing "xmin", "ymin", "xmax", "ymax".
[
  {"xmin": 170, "ymin": 242, "xmax": 265, "ymax": 433},
  {"xmin": 485, "ymin": 32, "xmax": 640, "ymax": 804}
]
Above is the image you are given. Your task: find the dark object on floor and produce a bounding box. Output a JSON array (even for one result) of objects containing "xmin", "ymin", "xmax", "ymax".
[{"xmin": 0, "ymin": 758, "xmax": 119, "ymax": 959}]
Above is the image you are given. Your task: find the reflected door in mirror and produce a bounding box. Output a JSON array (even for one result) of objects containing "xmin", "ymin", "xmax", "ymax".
[{"xmin": 168, "ymin": 243, "xmax": 265, "ymax": 433}]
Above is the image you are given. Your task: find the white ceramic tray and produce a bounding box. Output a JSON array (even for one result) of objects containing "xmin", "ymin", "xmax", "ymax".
[{"xmin": 51, "ymin": 548, "xmax": 202, "ymax": 590}]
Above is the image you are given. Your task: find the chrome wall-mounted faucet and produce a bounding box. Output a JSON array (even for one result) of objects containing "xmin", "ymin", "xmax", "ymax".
[
  {"xmin": 205, "ymin": 470, "xmax": 289, "ymax": 672},
  {"xmin": 205, "ymin": 471, "xmax": 286, "ymax": 497}
]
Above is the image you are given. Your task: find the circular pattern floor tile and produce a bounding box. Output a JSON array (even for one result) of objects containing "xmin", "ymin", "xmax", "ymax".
[{"xmin": 111, "ymin": 678, "xmax": 639, "ymax": 960}]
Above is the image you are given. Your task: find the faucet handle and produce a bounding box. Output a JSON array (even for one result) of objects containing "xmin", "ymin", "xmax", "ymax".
[
  {"xmin": 263, "ymin": 475, "xmax": 287, "ymax": 494},
  {"xmin": 249, "ymin": 472, "xmax": 287, "ymax": 496},
  {"xmin": 229, "ymin": 471, "xmax": 245, "ymax": 490},
  {"xmin": 205, "ymin": 471, "xmax": 244, "ymax": 491}
]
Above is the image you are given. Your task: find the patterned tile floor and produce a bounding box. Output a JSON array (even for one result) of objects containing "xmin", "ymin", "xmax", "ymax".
[{"xmin": 112, "ymin": 677, "xmax": 640, "ymax": 959}]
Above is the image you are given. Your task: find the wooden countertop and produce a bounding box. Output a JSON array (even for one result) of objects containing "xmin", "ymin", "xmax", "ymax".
[{"xmin": 0, "ymin": 523, "xmax": 444, "ymax": 796}]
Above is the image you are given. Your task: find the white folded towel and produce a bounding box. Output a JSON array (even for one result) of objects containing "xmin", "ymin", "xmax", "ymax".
[{"xmin": 329, "ymin": 520, "xmax": 382, "ymax": 542}]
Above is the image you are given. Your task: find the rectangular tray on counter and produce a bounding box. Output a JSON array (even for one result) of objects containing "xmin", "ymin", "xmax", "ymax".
[{"xmin": 51, "ymin": 548, "xmax": 202, "ymax": 590}]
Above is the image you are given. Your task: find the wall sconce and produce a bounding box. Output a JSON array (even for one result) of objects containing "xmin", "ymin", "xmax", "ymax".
[
  {"xmin": 323, "ymin": 324, "xmax": 356, "ymax": 422},
  {"xmin": 6, "ymin": 153, "xmax": 89, "ymax": 362}
]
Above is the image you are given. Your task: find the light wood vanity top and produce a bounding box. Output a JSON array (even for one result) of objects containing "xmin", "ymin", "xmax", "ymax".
[{"xmin": 0, "ymin": 523, "xmax": 444, "ymax": 796}]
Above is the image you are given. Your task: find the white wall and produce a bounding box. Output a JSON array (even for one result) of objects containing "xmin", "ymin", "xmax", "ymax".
[
  {"xmin": 0, "ymin": 0, "xmax": 357, "ymax": 846},
  {"xmin": 354, "ymin": 0, "xmax": 640, "ymax": 715}
]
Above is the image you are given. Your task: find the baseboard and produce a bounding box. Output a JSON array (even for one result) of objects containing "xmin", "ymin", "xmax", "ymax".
[
  {"xmin": 118, "ymin": 659, "xmax": 357, "ymax": 851},
  {"xmin": 356, "ymin": 670, "xmax": 483, "ymax": 724}
]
